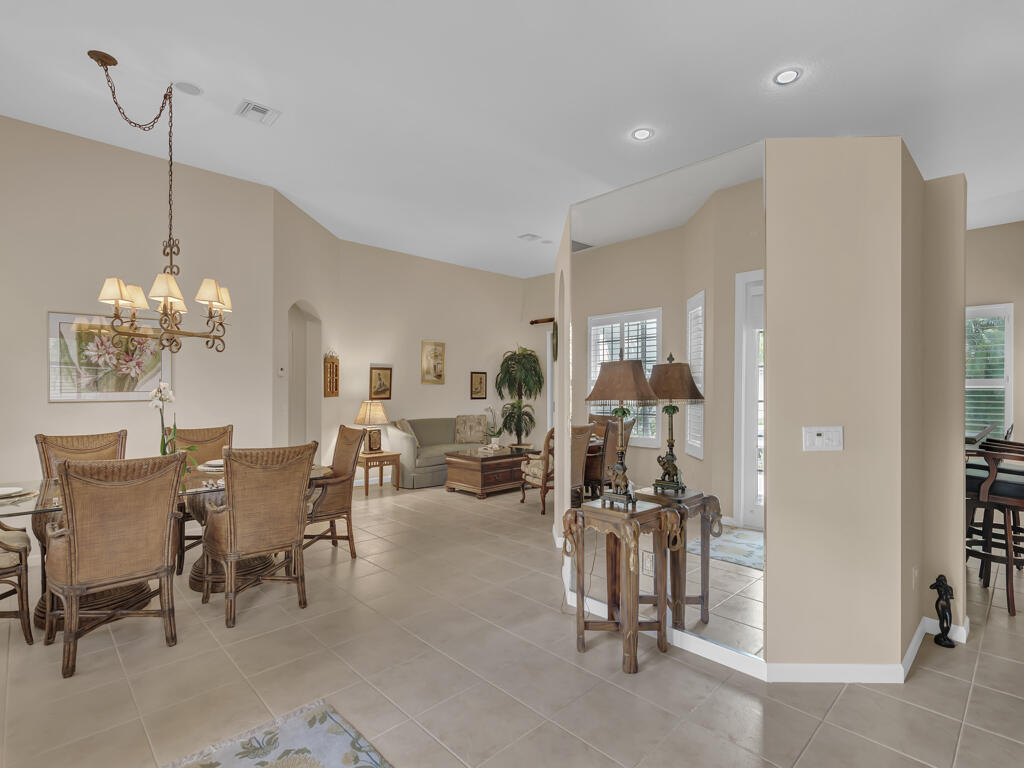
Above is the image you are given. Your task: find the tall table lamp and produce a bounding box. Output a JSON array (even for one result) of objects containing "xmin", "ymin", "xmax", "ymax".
[
  {"xmin": 354, "ymin": 400, "xmax": 389, "ymax": 453},
  {"xmin": 585, "ymin": 359, "xmax": 659, "ymax": 506},
  {"xmin": 648, "ymin": 354, "xmax": 704, "ymax": 495}
]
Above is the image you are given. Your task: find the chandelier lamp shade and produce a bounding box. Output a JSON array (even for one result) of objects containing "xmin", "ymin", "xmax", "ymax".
[{"xmin": 88, "ymin": 49, "xmax": 231, "ymax": 353}]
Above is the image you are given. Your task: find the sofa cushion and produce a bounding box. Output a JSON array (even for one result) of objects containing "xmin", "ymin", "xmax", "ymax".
[
  {"xmin": 395, "ymin": 418, "xmax": 420, "ymax": 447},
  {"xmin": 415, "ymin": 442, "xmax": 482, "ymax": 468},
  {"xmin": 455, "ymin": 414, "xmax": 487, "ymax": 444},
  {"xmin": 409, "ymin": 418, "xmax": 455, "ymax": 447}
]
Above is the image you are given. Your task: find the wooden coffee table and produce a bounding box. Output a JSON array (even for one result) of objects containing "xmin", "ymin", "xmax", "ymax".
[{"xmin": 444, "ymin": 447, "xmax": 536, "ymax": 498}]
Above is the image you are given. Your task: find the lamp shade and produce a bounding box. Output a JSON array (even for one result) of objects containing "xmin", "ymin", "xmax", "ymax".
[
  {"xmin": 354, "ymin": 400, "xmax": 390, "ymax": 426},
  {"xmin": 648, "ymin": 360, "xmax": 703, "ymax": 402},
  {"xmin": 149, "ymin": 273, "xmax": 185, "ymax": 303},
  {"xmin": 216, "ymin": 285, "xmax": 232, "ymax": 312},
  {"xmin": 98, "ymin": 277, "xmax": 129, "ymax": 305},
  {"xmin": 195, "ymin": 278, "xmax": 225, "ymax": 307},
  {"xmin": 125, "ymin": 284, "xmax": 150, "ymax": 311},
  {"xmin": 585, "ymin": 360, "xmax": 659, "ymax": 405}
]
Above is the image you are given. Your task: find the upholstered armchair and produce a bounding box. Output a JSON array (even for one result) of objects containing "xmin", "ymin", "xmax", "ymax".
[
  {"xmin": 45, "ymin": 453, "xmax": 185, "ymax": 677},
  {"xmin": 202, "ymin": 442, "xmax": 317, "ymax": 628},
  {"xmin": 306, "ymin": 425, "xmax": 364, "ymax": 555},
  {"xmin": 520, "ymin": 429, "xmax": 555, "ymax": 514},
  {"xmin": 34, "ymin": 430, "xmax": 127, "ymax": 594},
  {"xmin": 520, "ymin": 425, "xmax": 594, "ymax": 514},
  {"xmin": 164, "ymin": 425, "xmax": 233, "ymax": 574}
]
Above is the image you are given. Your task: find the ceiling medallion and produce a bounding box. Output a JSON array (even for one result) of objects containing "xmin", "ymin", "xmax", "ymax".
[{"xmin": 88, "ymin": 50, "xmax": 231, "ymax": 353}]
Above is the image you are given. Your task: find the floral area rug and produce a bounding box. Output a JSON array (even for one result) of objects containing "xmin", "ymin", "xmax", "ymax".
[
  {"xmin": 165, "ymin": 700, "xmax": 392, "ymax": 768},
  {"xmin": 687, "ymin": 525, "xmax": 764, "ymax": 571}
]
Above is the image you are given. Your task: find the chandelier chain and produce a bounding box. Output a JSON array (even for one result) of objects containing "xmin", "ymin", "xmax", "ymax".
[{"xmin": 99, "ymin": 64, "xmax": 176, "ymax": 269}]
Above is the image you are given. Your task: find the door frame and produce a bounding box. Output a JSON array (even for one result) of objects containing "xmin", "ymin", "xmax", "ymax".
[{"xmin": 733, "ymin": 269, "xmax": 765, "ymax": 530}]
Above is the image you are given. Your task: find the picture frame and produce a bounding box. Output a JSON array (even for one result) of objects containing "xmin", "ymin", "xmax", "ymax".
[
  {"xmin": 369, "ymin": 365, "xmax": 392, "ymax": 400},
  {"xmin": 421, "ymin": 340, "xmax": 445, "ymax": 384},
  {"xmin": 470, "ymin": 371, "xmax": 487, "ymax": 399},
  {"xmin": 47, "ymin": 311, "xmax": 171, "ymax": 402}
]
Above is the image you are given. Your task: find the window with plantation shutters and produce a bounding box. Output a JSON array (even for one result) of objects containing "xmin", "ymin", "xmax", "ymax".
[
  {"xmin": 587, "ymin": 308, "xmax": 661, "ymax": 448},
  {"xmin": 686, "ymin": 291, "xmax": 705, "ymax": 458},
  {"xmin": 966, "ymin": 303, "xmax": 1013, "ymax": 437}
]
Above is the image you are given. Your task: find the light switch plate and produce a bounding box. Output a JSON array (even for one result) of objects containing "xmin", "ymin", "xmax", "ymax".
[{"xmin": 802, "ymin": 426, "xmax": 843, "ymax": 451}]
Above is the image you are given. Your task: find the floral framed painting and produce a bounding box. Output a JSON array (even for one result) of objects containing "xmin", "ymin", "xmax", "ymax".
[{"xmin": 48, "ymin": 312, "xmax": 171, "ymax": 402}]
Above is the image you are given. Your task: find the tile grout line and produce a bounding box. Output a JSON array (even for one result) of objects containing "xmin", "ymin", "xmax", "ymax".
[
  {"xmin": 952, "ymin": 571, "xmax": 992, "ymax": 766},
  {"xmin": 791, "ymin": 683, "xmax": 845, "ymax": 767},
  {"xmin": 109, "ymin": 623, "xmax": 162, "ymax": 768}
]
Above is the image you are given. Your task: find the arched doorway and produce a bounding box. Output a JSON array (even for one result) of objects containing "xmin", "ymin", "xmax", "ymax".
[{"xmin": 287, "ymin": 301, "xmax": 322, "ymax": 456}]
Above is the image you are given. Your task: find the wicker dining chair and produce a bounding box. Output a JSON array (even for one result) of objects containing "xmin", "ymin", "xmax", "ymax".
[
  {"xmin": 202, "ymin": 442, "xmax": 317, "ymax": 628},
  {"xmin": 0, "ymin": 518, "xmax": 33, "ymax": 645},
  {"xmin": 34, "ymin": 431, "xmax": 127, "ymax": 595},
  {"xmin": 44, "ymin": 453, "xmax": 185, "ymax": 677},
  {"xmin": 164, "ymin": 425, "xmax": 234, "ymax": 575},
  {"xmin": 305, "ymin": 426, "xmax": 364, "ymax": 555}
]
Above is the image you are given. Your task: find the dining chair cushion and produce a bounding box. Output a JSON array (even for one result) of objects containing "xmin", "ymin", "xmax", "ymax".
[
  {"xmin": 522, "ymin": 458, "xmax": 553, "ymax": 482},
  {"xmin": 966, "ymin": 468, "xmax": 1024, "ymax": 501},
  {"xmin": 0, "ymin": 529, "xmax": 29, "ymax": 568}
]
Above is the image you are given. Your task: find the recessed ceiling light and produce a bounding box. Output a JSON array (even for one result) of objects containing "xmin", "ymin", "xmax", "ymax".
[
  {"xmin": 174, "ymin": 82, "xmax": 202, "ymax": 96},
  {"xmin": 773, "ymin": 68, "xmax": 801, "ymax": 86},
  {"xmin": 631, "ymin": 127, "xmax": 654, "ymax": 141}
]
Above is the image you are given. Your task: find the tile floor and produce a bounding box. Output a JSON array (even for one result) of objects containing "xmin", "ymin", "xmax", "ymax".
[{"xmin": 0, "ymin": 485, "xmax": 1021, "ymax": 767}]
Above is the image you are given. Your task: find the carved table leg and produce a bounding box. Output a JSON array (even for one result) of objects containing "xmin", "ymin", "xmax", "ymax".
[
  {"xmin": 620, "ymin": 521, "xmax": 640, "ymax": 674},
  {"xmin": 700, "ymin": 507, "xmax": 712, "ymax": 624},
  {"xmin": 574, "ymin": 513, "xmax": 586, "ymax": 652},
  {"xmin": 606, "ymin": 533, "xmax": 620, "ymax": 622},
  {"xmin": 655, "ymin": 522, "xmax": 668, "ymax": 652},
  {"xmin": 671, "ymin": 517, "xmax": 686, "ymax": 629}
]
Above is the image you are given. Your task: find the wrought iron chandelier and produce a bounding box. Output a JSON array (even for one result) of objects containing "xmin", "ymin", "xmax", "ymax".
[{"xmin": 89, "ymin": 50, "xmax": 230, "ymax": 353}]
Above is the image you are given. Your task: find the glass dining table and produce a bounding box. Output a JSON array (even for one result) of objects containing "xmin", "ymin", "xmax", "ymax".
[{"xmin": 0, "ymin": 464, "xmax": 332, "ymax": 628}]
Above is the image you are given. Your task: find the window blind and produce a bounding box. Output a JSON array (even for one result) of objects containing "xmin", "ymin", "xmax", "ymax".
[{"xmin": 966, "ymin": 303, "xmax": 1014, "ymax": 436}]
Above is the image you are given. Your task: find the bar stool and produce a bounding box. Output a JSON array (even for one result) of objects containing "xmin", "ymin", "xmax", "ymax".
[{"xmin": 966, "ymin": 448, "xmax": 1024, "ymax": 614}]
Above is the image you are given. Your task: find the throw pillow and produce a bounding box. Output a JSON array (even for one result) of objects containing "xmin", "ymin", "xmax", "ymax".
[
  {"xmin": 455, "ymin": 414, "xmax": 487, "ymax": 444},
  {"xmin": 395, "ymin": 418, "xmax": 420, "ymax": 447}
]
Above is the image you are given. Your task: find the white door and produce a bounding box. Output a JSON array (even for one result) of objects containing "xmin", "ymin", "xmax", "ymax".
[{"xmin": 735, "ymin": 272, "xmax": 765, "ymax": 530}]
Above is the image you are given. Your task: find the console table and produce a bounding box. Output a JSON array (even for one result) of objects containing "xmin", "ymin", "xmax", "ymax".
[
  {"xmin": 563, "ymin": 499, "xmax": 683, "ymax": 673},
  {"xmin": 635, "ymin": 486, "xmax": 722, "ymax": 626}
]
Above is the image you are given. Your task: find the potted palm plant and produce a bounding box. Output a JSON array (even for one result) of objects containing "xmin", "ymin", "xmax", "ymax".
[{"xmin": 495, "ymin": 346, "xmax": 544, "ymax": 447}]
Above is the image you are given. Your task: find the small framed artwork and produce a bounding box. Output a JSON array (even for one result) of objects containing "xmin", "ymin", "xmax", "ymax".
[
  {"xmin": 421, "ymin": 340, "xmax": 445, "ymax": 384},
  {"xmin": 323, "ymin": 354, "xmax": 340, "ymax": 398},
  {"xmin": 369, "ymin": 365, "xmax": 392, "ymax": 400},
  {"xmin": 47, "ymin": 312, "xmax": 171, "ymax": 402},
  {"xmin": 470, "ymin": 371, "xmax": 487, "ymax": 399}
]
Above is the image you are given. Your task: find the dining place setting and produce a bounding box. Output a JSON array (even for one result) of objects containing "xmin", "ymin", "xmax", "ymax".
[{"xmin": 0, "ymin": 411, "xmax": 363, "ymax": 679}]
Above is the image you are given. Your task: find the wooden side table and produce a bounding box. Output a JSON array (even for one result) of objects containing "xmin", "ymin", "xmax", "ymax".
[
  {"xmin": 357, "ymin": 451, "xmax": 400, "ymax": 496},
  {"xmin": 635, "ymin": 487, "xmax": 722, "ymax": 626},
  {"xmin": 563, "ymin": 499, "xmax": 682, "ymax": 674}
]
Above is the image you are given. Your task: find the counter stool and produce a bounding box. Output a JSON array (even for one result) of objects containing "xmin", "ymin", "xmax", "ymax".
[
  {"xmin": 966, "ymin": 451, "xmax": 1024, "ymax": 615},
  {"xmin": 563, "ymin": 499, "xmax": 681, "ymax": 673}
]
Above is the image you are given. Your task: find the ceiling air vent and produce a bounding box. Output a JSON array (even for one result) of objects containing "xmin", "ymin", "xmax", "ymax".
[
  {"xmin": 237, "ymin": 99, "xmax": 281, "ymax": 126},
  {"xmin": 517, "ymin": 233, "xmax": 541, "ymax": 242}
]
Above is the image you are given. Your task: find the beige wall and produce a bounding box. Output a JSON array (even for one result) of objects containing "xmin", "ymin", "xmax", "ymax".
[
  {"xmin": 0, "ymin": 116, "xmax": 552, "ymax": 487},
  {"xmin": 765, "ymin": 137, "xmax": 966, "ymax": 665},
  {"xmin": 765, "ymin": 138, "xmax": 905, "ymax": 664},
  {"xmin": 271, "ymin": 193, "xmax": 552, "ymax": 461},
  {"xmin": 0, "ymin": 115, "xmax": 276, "ymax": 479},
  {"xmin": 569, "ymin": 180, "xmax": 764, "ymax": 519},
  {"xmin": 966, "ymin": 220, "xmax": 1024, "ymax": 431}
]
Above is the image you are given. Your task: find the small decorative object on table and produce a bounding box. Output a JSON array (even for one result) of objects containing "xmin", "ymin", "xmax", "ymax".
[
  {"xmin": 930, "ymin": 574, "xmax": 956, "ymax": 648},
  {"xmin": 354, "ymin": 400, "xmax": 389, "ymax": 453},
  {"xmin": 323, "ymin": 351, "xmax": 340, "ymax": 397},
  {"xmin": 485, "ymin": 406, "xmax": 503, "ymax": 446},
  {"xmin": 585, "ymin": 359, "xmax": 658, "ymax": 506},
  {"xmin": 648, "ymin": 354, "xmax": 704, "ymax": 495}
]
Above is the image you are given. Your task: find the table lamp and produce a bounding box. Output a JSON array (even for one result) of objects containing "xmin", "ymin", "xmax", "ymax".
[
  {"xmin": 648, "ymin": 354, "xmax": 703, "ymax": 495},
  {"xmin": 354, "ymin": 400, "xmax": 389, "ymax": 453},
  {"xmin": 585, "ymin": 359, "xmax": 659, "ymax": 506}
]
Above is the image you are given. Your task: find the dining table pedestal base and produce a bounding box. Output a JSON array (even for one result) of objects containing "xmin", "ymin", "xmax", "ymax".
[
  {"xmin": 188, "ymin": 554, "xmax": 279, "ymax": 594},
  {"xmin": 33, "ymin": 583, "xmax": 153, "ymax": 631}
]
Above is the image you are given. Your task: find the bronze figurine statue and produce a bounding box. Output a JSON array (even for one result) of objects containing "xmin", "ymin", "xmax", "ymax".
[{"xmin": 930, "ymin": 574, "xmax": 955, "ymax": 648}]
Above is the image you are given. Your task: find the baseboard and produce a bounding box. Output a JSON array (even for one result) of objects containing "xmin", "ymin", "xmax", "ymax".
[{"xmin": 766, "ymin": 662, "xmax": 906, "ymax": 684}]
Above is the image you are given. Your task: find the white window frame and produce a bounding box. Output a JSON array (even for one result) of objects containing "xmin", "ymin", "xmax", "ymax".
[
  {"xmin": 587, "ymin": 307, "xmax": 662, "ymax": 448},
  {"xmin": 686, "ymin": 290, "xmax": 706, "ymax": 459},
  {"xmin": 966, "ymin": 302, "xmax": 1014, "ymax": 435}
]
